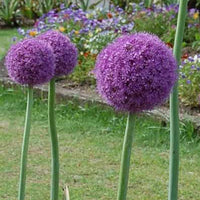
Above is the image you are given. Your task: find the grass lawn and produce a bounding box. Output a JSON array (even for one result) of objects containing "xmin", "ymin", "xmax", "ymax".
[
  {"xmin": 0, "ymin": 85, "xmax": 200, "ymax": 199},
  {"xmin": 0, "ymin": 29, "xmax": 21, "ymax": 60}
]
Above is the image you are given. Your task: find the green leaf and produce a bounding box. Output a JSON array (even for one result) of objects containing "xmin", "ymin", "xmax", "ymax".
[
  {"xmin": 195, "ymin": 33, "xmax": 200, "ymax": 41},
  {"xmin": 89, "ymin": 0, "xmax": 103, "ymax": 9}
]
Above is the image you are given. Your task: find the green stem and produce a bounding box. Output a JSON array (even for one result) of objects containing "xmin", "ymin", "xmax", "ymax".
[
  {"xmin": 144, "ymin": 0, "xmax": 152, "ymax": 8},
  {"xmin": 48, "ymin": 78, "xmax": 59, "ymax": 200},
  {"xmin": 117, "ymin": 113, "xmax": 135, "ymax": 200},
  {"xmin": 103, "ymin": 0, "xmax": 106, "ymax": 8},
  {"xmin": 125, "ymin": 0, "xmax": 129, "ymax": 10},
  {"xmin": 18, "ymin": 86, "xmax": 33, "ymax": 200},
  {"xmin": 169, "ymin": 1, "xmax": 187, "ymax": 200}
]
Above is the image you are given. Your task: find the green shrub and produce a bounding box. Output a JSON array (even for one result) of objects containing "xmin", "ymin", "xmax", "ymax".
[
  {"xmin": 19, "ymin": 0, "xmax": 70, "ymax": 20},
  {"xmin": 0, "ymin": 0, "xmax": 21, "ymax": 26},
  {"xmin": 68, "ymin": 54, "xmax": 96, "ymax": 85},
  {"xmin": 134, "ymin": 10, "xmax": 177, "ymax": 40},
  {"xmin": 133, "ymin": 4, "xmax": 199, "ymax": 48},
  {"xmin": 179, "ymin": 55, "xmax": 200, "ymax": 107},
  {"xmin": 19, "ymin": 0, "xmax": 34, "ymax": 19}
]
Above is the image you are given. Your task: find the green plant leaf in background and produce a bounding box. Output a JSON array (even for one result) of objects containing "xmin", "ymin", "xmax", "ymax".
[
  {"xmin": 0, "ymin": 0, "xmax": 20, "ymax": 25},
  {"xmin": 89, "ymin": 0, "xmax": 104, "ymax": 9}
]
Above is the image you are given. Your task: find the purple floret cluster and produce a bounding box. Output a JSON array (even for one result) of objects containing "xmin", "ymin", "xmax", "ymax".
[
  {"xmin": 94, "ymin": 33, "xmax": 177, "ymax": 113},
  {"xmin": 5, "ymin": 31, "xmax": 78, "ymax": 86},
  {"xmin": 38, "ymin": 30, "xmax": 78, "ymax": 77},
  {"xmin": 5, "ymin": 39, "xmax": 55, "ymax": 86}
]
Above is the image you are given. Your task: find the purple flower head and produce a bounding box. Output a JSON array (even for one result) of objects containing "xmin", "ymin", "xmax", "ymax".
[
  {"xmin": 186, "ymin": 80, "xmax": 191, "ymax": 84},
  {"xmin": 191, "ymin": 65, "xmax": 195, "ymax": 69},
  {"xmin": 188, "ymin": 57, "xmax": 194, "ymax": 62},
  {"xmin": 12, "ymin": 37, "xmax": 17, "ymax": 42},
  {"xmin": 5, "ymin": 39, "xmax": 55, "ymax": 86},
  {"xmin": 60, "ymin": 3, "xmax": 65, "ymax": 10},
  {"xmin": 189, "ymin": 8, "xmax": 196, "ymax": 15},
  {"xmin": 37, "ymin": 30, "xmax": 78, "ymax": 77},
  {"xmin": 94, "ymin": 33, "xmax": 177, "ymax": 113},
  {"xmin": 17, "ymin": 28, "xmax": 25, "ymax": 36}
]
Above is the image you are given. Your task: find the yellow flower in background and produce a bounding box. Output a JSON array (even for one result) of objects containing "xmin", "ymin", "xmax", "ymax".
[
  {"xmin": 140, "ymin": 11, "xmax": 146, "ymax": 16},
  {"xmin": 95, "ymin": 28, "xmax": 102, "ymax": 33},
  {"xmin": 29, "ymin": 31, "xmax": 37, "ymax": 37},
  {"xmin": 89, "ymin": 32, "xmax": 93, "ymax": 37},
  {"xmin": 193, "ymin": 12, "xmax": 199, "ymax": 20},
  {"xmin": 59, "ymin": 26, "xmax": 66, "ymax": 32},
  {"xmin": 86, "ymin": 13, "xmax": 90, "ymax": 18},
  {"xmin": 86, "ymin": 13, "xmax": 93, "ymax": 18},
  {"xmin": 74, "ymin": 31, "xmax": 79, "ymax": 35}
]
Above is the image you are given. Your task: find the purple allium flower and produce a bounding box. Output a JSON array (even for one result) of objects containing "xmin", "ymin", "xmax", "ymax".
[
  {"xmin": 37, "ymin": 30, "xmax": 78, "ymax": 77},
  {"xmin": 5, "ymin": 39, "xmax": 55, "ymax": 86},
  {"xmin": 94, "ymin": 33, "xmax": 177, "ymax": 113}
]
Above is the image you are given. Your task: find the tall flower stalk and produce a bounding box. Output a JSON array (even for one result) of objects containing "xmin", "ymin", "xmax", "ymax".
[
  {"xmin": 18, "ymin": 86, "xmax": 33, "ymax": 200},
  {"xmin": 5, "ymin": 38, "xmax": 55, "ymax": 200},
  {"xmin": 117, "ymin": 113, "xmax": 135, "ymax": 200},
  {"xmin": 169, "ymin": 1, "xmax": 187, "ymax": 200},
  {"xmin": 37, "ymin": 30, "xmax": 78, "ymax": 199},
  {"xmin": 48, "ymin": 78, "xmax": 59, "ymax": 200}
]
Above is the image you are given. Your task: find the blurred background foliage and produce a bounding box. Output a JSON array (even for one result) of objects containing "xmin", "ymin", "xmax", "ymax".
[{"xmin": 0, "ymin": 0, "xmax": 200, "ymax": 26}]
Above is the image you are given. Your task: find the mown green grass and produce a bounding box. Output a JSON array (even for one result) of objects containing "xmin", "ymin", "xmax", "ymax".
[
  {"xmin": 0, "ymin": 29, "xmax": 21, "ymax": 60},
  {"xmin": 0, "ymin": 85, "xmax": 200, "ymax": 200}
]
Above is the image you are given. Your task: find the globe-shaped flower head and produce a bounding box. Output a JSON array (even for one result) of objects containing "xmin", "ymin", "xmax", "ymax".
[
  {"xmin": 5, "ymin": 39, "xmax": 55, "ymax": 86},
  {"xmin": 37, "ymin": 30, "xmax": 78, "ymax": 77},
  {"xmin": 94, "ymin": 33, "xmax": 177, "ymax": 113}
]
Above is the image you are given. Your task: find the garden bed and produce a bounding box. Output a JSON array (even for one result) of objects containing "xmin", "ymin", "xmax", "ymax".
[
  {"xmin": 1, "ymin": 2, "xmax": 200, "ymax": 131},
  {"xmin": 7, "ymin": 3, "xmax": 198, "ymax": 108},
  {"xmin": 1, "ymin": 59, "xmax": 200, "ymax": 135}
]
